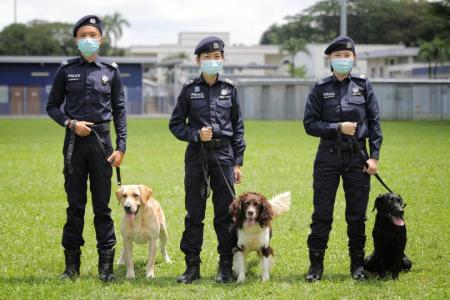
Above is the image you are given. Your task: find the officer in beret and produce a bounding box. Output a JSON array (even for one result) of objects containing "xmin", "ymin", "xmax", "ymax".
[
  {"xmin": 46, "ymin": 15, "xmax": 127, "ymax": 282},
  {"xmin": 169, "ymin": 36, "xmax": 245, "ymax": 284},
  {"xmin": 303, "ymin": 35, "xmax": 381, "ymax": 281}
]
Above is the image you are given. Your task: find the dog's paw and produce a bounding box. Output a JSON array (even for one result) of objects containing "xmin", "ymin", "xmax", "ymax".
[
  {"xmin": 125, "ymin": 270, "xmax": 135, "ymax": 279},
  {"xmin": 236, "ymin": 275, "xmax": 246, "ymax": 283},
  {"xmin": 261, "ymin": 274, "xmax": 270, "ymax": 282},
  {"xmin": 117, "ymin": 257, "xmax": 125, "ymax": 265},
  {"xmin": 146, "ymin": 270, "xmax": 155, "ymax": 279}
]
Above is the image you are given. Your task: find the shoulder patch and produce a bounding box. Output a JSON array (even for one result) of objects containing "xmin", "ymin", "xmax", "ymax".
[
  {"xmin": 101, "ymin": 59, "xmax": 118, "ymax": 69},
  {"xmin": 352, "ymin": 74, "xmax": 367, "ymax": 81},
  {"xmin": 60, "ymin": 57, "xmax": 78, "ymax": 67},
  {"xmin": 183, "ymin": 79, "xmax": 194, "ymax": 87},
  {"xmin": 317, "ymin": 76, "xmax": 332, "ymax": 86},
  {"xmin": 223, "ymin": 78, "xmax": 235, "ymax": 86}
]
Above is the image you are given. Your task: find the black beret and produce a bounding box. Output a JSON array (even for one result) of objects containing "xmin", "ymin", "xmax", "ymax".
[
  {"xmin": 194, "ymin": 36, "xmax": 225, "ymax": 55},
  {"xmin": 324, "ymin": 35, "xmax": 355, "ymax": 55},
  {"xmin": 73, "ymin": 15, "xmax": 103, "ymax": 37}
]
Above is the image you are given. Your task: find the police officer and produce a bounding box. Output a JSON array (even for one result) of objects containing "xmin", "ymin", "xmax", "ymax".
[
  {"xmin": 46, "ymin": 15, "xmax": 127, "ymax": 282},
  {"xmin": 303, "ymin": 35, "xmax": 382, "ymax": 281},
  {"xmin": 169, "ymin": 36, "xmax": 245, "ymax": 284}
]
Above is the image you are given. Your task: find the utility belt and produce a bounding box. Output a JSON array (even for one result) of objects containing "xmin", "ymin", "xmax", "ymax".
[
  {"xmin": 65, "ymin": 121, "xmax": 110, "ymax": 174},
  {"xmin": 191, "ymin": 137, "xmax": 231, "ymax": 149},
  {"xmin": 320, "ymin": 138, "xmax": 366, "ymax": 152}
]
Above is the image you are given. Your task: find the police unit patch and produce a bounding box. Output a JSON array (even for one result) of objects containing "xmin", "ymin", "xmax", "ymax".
[
  {"xmin": 213, "ymin": 42, "xmax": 219, "ymax": 49},
  {"xmin": 220, "ymin": 89, "xmax": 228, "ymax": 96},
  {"xmin": 90, "ymin": 18, "xmax": 96, "ymax": 24},
  {"xmin": 194, "ymin": 86, "xmax": 200, "ymax": 92},
  {"xmin": 322, "ymin": 92, "xmax": 335, "ymax": 99},
  {"xmin": 219, "ymin": 88, "xmax": 230, "ymax": 100},
  {"xmin": 101, "ymin": 75, "xmax": 109, "ymax": 85},
  {"xmin": 346, "ymin": 41, "xmax": 351, "ymax": 49},
  {"xmin": 351, "ymin": 87, "xmax": 361, "ymax": 96}
]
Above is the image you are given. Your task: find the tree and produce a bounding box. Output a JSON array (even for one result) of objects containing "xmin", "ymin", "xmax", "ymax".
[
  {"xmin": 102, "ymin": 12, "xmax": 130, "ymax": 54},
  {"xmin": 281, "ymin": 38, "xmax": 308, "ymax": 77},
  {"xmin": 260, "ymin": 0, "xmax": 450, "ymax": 46},
  {"xmin": 419, "ymin": 38, "xmax": 450, "ymax": 78}
]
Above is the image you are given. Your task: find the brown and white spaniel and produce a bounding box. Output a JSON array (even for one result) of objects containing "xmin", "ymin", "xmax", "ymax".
[{"xmin": 229, "ymin": 191, "xmax": 291, "ymax": 282}]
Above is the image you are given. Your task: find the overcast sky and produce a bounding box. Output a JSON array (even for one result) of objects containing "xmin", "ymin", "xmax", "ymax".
[{"xmin": 0, "ymin": 0, "xmax": 318, "ymax": 47}]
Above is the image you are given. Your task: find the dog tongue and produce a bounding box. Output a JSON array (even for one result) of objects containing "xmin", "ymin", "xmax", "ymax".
[
  {"xmin": 246, "ymin": 219, "xmax": 256, "ymax": 227},
  {"xmin": 393, "ymin": 217, "xmax": 404, "ymax": 226},
  {"xmin": 126, "ymin": 214, "xmax": 135, "ymax": 222}
]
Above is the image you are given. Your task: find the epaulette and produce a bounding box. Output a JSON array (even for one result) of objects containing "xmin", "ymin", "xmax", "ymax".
[
  {"xmin": 183, "ymin": 79, "xmax": 194, "ymax": 87},
  {"xmin": 223, "ymin": 78, "xmax": 235, "ymax": 86},
  {"xmin": 352, "ymin": 74, "xmax": 367, "ymax": 81},
  {"xmin": 61, "ymin": 57, "xmax": 78, "ymax": 67},
  {"xmin": 101, "ymin": 59, "xmax": 118, "ymax": 69},
  {"xmin": 317, "ymin": 76, "xmax": 333, "ymax": 86}
]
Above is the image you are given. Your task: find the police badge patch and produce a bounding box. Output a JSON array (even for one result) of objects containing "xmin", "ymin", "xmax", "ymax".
[
  {"xmin": 194, "ymin": 86, "xmax": 200, "ymax": 92},
  {"xmin": 220, "ymin": 89, "xmax": 228, "ymax": 96},
  {"xmin": 346, "ymin": 41, "xmax": 352, "ymax": 49},
  {"xmin": 101, "ymin": 75, "xmax": 109, "ymax": 85},
  {"xmin": 90, "ymin": 18, "xmax": 96, "ymax": 24},
  {"xmin": 213, "ymin": 42, "xmax": 219, "ymax": 49},
  {"xmin": 351, "ymin": 87, "xmax": 361, "ymax": 96}
]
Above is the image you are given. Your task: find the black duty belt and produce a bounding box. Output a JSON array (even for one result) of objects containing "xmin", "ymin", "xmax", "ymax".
[
  {"xmin": 65, "ymin": 122, "xmax": 110, "ymax": 175},
  {"xmin": 204, "ymin": 138, "xmax": 231, "ymax": 148}
]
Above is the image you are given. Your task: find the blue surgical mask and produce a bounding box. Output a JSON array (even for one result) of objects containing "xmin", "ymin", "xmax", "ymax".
[
  {"xmin": 77, "ymin": 38, "xmax": 100, "ymax": 56},
  {"xmin": 331, "ymin": 58, "xmax": 354, "ymax": 74},
  {"xmin": 200, "ymin": 59, "xmax": 223, "ymax": 75}
]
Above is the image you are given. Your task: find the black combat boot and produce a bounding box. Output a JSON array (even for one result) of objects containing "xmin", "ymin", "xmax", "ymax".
[
  {"xmin": 305, "ymin": 249, "xmax": 325, "ymax": 282},
  {"xmin": 98, "ymin": 248, "xmax": 115, "ymax": 282},
  {"xmin": 215, "ymin": 256, "xmax": 234, "ymax": 283},
  {"xmin": 176, "ymin": 256, "xmax": 201, "ymax": 284},
  {"xmin": 350, "ymin": 249, "xmax": 368, "ymax": 281},
  {"xmin": 402, "ymin": 254, "xmax": 412, "ymax": 271},
  {"xmin": 60, "ymin": 249, "xmax": 81, "ymax": 280}
]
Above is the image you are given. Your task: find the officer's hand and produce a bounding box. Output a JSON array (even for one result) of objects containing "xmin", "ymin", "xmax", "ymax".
[
  {"xmin": 107, "ymin": 151, "xmax": 124, "ymax": 168},
  {"xmin": 199, "ymin": 126, "xmax": 213, "ymax": 142},
  {"xmin": 73, "ymin": 121, "xmax": 94, "ymax": 137},
  {"xmin": 341, "ymin": 122, "xmax": 357, "ymax": 136},
  {"xmin": 234, "ymin": 166, "xmax": 242, "ymax": 184},
  {"xmin": 364, "ymin": 159, "xmax": 378, "ymax": 175}
]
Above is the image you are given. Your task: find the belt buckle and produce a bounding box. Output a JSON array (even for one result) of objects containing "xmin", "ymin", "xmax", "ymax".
[{"xmin": 211, "ymin": 139, "xmax": 220, "ymax": 148}]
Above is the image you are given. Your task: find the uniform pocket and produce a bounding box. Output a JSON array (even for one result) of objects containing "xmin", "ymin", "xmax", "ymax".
[
  {"xmin": 66, "ymin": 81, "xmax": 83, "ymax": 92},
  {"xmin": 216, "ymin": 100, "xmax": 232, "ymax": 108},
  {"xmin": 95, "ymin": 83, "xmax": 111, "ymax": 94},
  {"xmin": 348, "ymin": 95, "xmax": 366, "ymax": 105}
]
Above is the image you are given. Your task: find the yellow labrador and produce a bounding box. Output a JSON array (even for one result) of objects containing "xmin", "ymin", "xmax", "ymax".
[{"xmin": 116, "ymin": 184, "xmax": 171, "ymax": 279}]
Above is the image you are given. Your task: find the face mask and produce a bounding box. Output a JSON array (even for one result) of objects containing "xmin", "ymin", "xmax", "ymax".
[
  {"xmin": 331, "ymin": 58, "xmax": 354, "ymax": 74},
  {"xmin": 200, "ymin": 59, "xmax": 223, "ymax": 75},
  {"xmin": 77, "ymin": 38, "xmax": 100, "ymax": 56}
]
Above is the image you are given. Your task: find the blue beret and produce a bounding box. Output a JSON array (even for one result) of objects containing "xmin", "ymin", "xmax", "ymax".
[
  {"xmin": 324, "ymin": 35, "xmax": 355, "ymax": 55},
  {"xmin": 194, "ymin": 36, "xmax": 225, "ymax": 55},
  {"xmin": 73, "ymin": 15, "xmax": 103, "ymax": 37}
]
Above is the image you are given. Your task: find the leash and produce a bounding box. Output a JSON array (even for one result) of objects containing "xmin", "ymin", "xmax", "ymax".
[
  {"xmin": 199, "ymin": 142, "xmax": 236, "ymax": 200},
  {"xmin": 208, "ymin": 143, "xmax": 236, "ymax": 199},
  {"xmin": 89, "ymin": 125, "xmax": 122, "ymax": 187},
  {"xmin": 352, "ymin": 136, "xmax": 393, "ymax": 193}
]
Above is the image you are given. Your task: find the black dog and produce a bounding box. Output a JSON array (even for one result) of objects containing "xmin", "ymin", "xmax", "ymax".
[{"xmin": 364, "ymin": 193, "xmax": 410, "ymax": 279}]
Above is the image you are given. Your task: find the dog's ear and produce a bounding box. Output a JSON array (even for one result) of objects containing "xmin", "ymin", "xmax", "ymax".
[
  {"xmin": 230, "ymin": 193, "xmax": 248, "ymax": 227},
  {"xmin": 373, "ymin": 194, "xmax": 384, "ymax": 211},
  {"xmin": 258, "ymin": 193, "xmax": 273, "ymax": 227},
  {"xmin": 115, "ymin": 187, "xmax": 123, "ymax": 205},
  {"xmin": 139, "ymin": 185, "xmax": 153, "ymax": 205}
]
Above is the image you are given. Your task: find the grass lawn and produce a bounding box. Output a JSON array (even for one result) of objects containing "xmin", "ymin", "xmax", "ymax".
[{"xmin": 0, "ymin": 119, "xmax": 449, "ymax": 299}]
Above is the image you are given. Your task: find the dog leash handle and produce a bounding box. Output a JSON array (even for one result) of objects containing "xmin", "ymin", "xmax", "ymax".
[{"xmin": 116, "ymin": 167, "xmax": 122, "ymax": 186}]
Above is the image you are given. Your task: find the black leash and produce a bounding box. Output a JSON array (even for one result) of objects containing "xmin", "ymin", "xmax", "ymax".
[
  {"xmin": 352, "ymin": 136, "xmax": 394, "ymax": 193},
  {"xmin": 200, "ymin": 142, "xmax": 236, "ymax": 200},
  {"xmin": 89, "ymin": 125, "xmax": 122, "ymax": 187}
]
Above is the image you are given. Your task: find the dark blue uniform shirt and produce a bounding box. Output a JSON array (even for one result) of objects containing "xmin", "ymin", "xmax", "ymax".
[
  {"xmin": 46, "ymin": 56, "xmax": 127, "ymax": 152},
  {"xmin": 169, "ymin": 75, "xmax": 245, "ymax": 166},
  {"xmin": 303, "ymin": 74, "xmax": 382, "ymax": 159}
]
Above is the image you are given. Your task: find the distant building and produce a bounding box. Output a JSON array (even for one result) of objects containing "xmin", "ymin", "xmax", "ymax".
[
  {"xmin": 358, "ymin": 47, "xmax": 450, "ymax": 79},
  {"xmin": 130, "ymin": 32, "xmax": 291, "ymax": 84}
]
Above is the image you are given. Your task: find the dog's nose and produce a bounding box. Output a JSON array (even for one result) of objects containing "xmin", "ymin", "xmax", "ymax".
[
  {"xmin": 247, "ymin": 211, "xmax": 254, "ymax": 216},
  {"xmin": 124, "ymin": 206, "xmax": 132, "ymax": 213}
]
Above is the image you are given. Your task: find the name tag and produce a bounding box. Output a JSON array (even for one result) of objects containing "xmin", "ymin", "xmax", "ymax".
[
  {"xmin": 323, "ymin": 92, "xmax": 335, "ymax": 99},
  {"xmin": 190, "ymin": 92, "xmax": 205, "ymax": 99},
  {"xmin": 67, "ymin": 74, "xmax": 81, "ymax": 81}
]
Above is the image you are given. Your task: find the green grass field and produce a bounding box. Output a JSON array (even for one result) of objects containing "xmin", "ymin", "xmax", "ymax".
[{"xmin": 0, "ymin": 119, "xmax": 449, "ymax": 299}]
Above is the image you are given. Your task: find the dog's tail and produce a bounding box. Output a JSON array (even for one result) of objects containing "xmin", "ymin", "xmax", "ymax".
[{"xmin": 269, "ymin": 191, "xmax": 291, "ymax": 217}]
